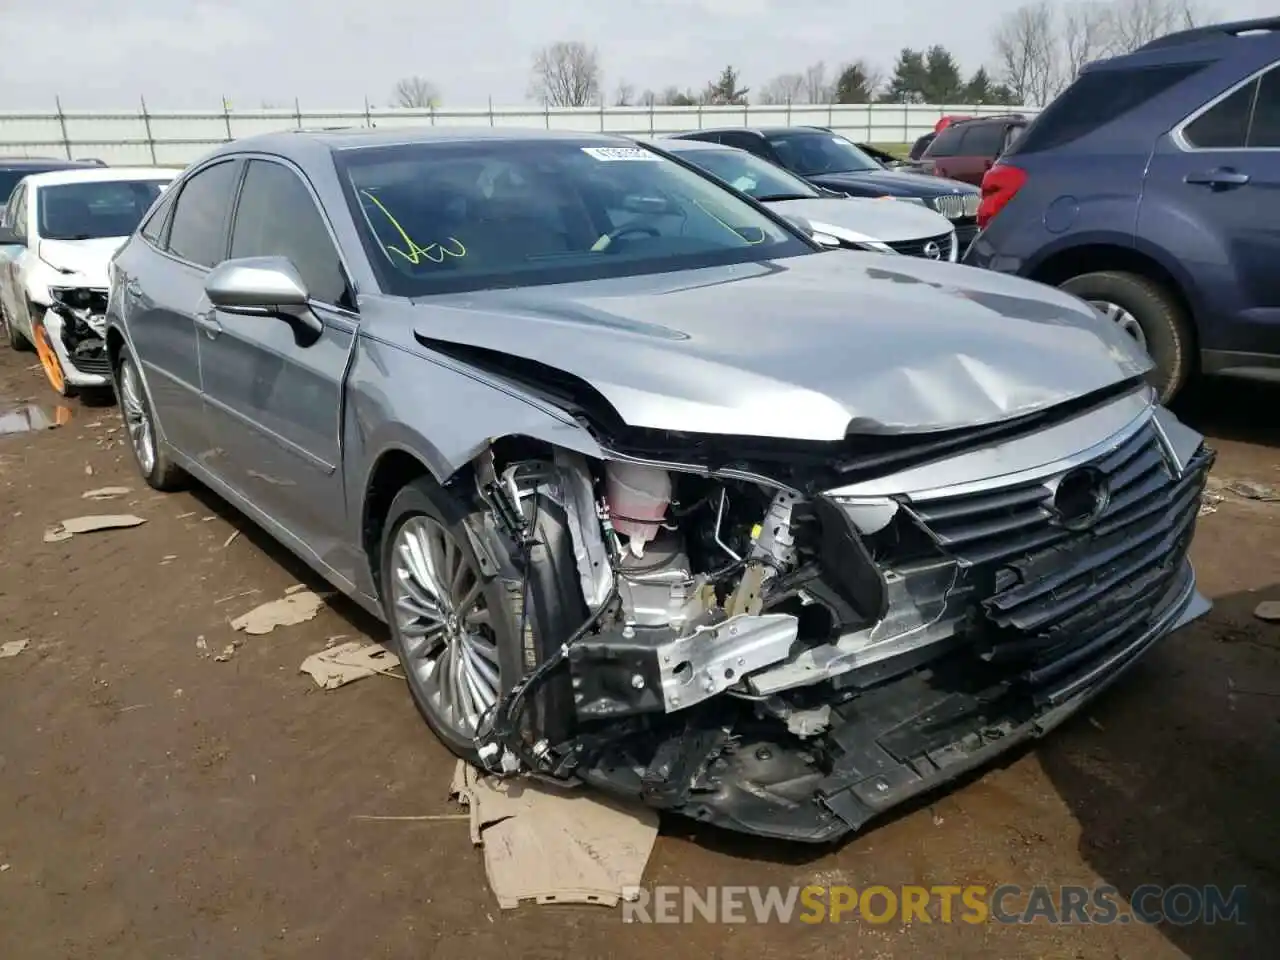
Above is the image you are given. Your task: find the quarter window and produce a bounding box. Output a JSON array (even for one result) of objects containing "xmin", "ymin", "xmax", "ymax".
[
  {"xmin": 229, "ymin": 160, "xmax": 349, "ymax": 307},
  {"xmin": 140, "ymin": 187, "xmax": 177, "ymax": 247},
  {"xmin": 166, "ymin": 160, "xmax": 240, "ymax": 268},
  {"xmin": 1248, "ymin": 67, "xmax": 1280, "ymax": 148},
  {"xmin": 1182, "ymin": 79, "xmax": 1257, "ymax": 149}
]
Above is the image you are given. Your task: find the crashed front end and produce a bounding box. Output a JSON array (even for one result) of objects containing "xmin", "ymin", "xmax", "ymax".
[
  {"xmin": 473, "ymin": 381, "xmax": 1213, "ymax": 842},
  {"xmin": 43, "ymin": 286, "xmax": 112, "ymax": 388}
]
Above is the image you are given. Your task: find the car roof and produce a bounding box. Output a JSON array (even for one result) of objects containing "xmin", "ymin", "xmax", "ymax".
[
  {"xmin": 200, "ymin": 126, "xmax": 639, "ymax": 167},
  {"xmin": 682, "ymin": 127, "xmax": 837, "ymax": 138},
  {"xmin": 1086, "ymin": 15, "xmax": 1280, "ymax": 71},
  {"xmin": 22, "ymin": 166, "xmax": 182, "ymax": 188},
  {"xmin": 0, "ymin": 157, "xmax": 102, "ymax": 169},
  {"xmin": 656, "ymin": 138, "xmax": 730, "ymax": 152}
]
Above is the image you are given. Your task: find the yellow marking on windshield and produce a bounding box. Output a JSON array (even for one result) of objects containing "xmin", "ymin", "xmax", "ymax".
[{"xmin": 358, "ymin": 189, "xmax": 466, "ymax": 264}]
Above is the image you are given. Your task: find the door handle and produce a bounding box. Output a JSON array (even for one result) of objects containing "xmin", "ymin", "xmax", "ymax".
[
  {"xmin": 1184, "ymin": 168, "xmax": 1250, "ymax": 188},
  {"xmin": 193, "ymin": 310, "xmax": 222, "ymax": 338}
]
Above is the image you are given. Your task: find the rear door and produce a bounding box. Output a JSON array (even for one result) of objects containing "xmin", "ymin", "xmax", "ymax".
[
  {"xmin": 198, "ymin": 157, "xmax": 356, "ymax": 551},
  {"xmin": 1143, "ymin": 60, "xmax": 1280, "ymax": 362},
  {"xmin": 121, "ymin": 157, "xmax": 243, "ymax": 459}
]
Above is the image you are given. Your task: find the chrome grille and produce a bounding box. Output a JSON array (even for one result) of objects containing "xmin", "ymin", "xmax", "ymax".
[
  {"xmin": 932, "ymin": 194, "xmax": 979, "ymax": 220},
  {"xmin": 886, "ymin": 232, "xmax": 954, "ymax": 260},
  {"xmin": 903, "ymin": 422, "xmax": 1213, "ymax": 696}
]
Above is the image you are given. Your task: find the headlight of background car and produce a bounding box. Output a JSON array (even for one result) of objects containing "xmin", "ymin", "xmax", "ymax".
[{"xmin": 48, "ymin": 287, "xmax": 93, "ymax": 310}]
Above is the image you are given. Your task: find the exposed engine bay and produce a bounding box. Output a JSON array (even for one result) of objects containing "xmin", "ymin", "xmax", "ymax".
[
  {"xmin": 45, "ymin": 286, "xmax": 111, "ymax": 379},
  {"xmin": 467, "ymin": 398, "xmax": 1213, "ymax": 842}
]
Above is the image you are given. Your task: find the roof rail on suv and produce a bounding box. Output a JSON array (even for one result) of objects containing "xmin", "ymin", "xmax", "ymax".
[{"xmin": 1136, "ymin": 16, "xmax": 1280, "ymax": 51}]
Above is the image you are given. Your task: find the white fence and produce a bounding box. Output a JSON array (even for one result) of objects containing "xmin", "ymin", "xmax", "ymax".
[{"xmin": 0, "ymin": 102, "xmax": 1037, "ymax": 166}]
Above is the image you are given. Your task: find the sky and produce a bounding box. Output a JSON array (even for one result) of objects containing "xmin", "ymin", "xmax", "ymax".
[{"xmin": 0, "ymin": 0, "xmax": 1272, "ymax": 110}]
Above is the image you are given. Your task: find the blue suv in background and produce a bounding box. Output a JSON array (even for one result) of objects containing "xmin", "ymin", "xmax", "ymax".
[{"xmin": 965, "ymin": 17, "xmax": 1280, "ymax": 403}]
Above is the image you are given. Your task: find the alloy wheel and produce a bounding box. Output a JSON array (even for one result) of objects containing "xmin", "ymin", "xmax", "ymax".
[
  {"xmin": 119, "ymin": 358, "xmax": 156, "ymax": 475},
  {"xmin": 1089, "ymin": 299, "xmax": 1149, "ymax": 353},
  {"xmin": 391, "ymin": 515, "xmax": 500, "ymax": 739}
]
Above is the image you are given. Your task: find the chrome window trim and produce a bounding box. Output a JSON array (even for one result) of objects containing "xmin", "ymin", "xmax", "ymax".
[{"xmin": 1171, "ymin": 58, "xmax": 1280, "ymax": 152}]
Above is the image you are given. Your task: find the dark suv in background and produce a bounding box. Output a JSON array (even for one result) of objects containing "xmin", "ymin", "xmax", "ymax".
[
  {"xmin": 671, "ymin": 127, "xmax": 982, "ymax": 248},
  {"xmin": 0, "ymin": 157, "xmax": 106, "ymax": 207},
  {"xmin": 966, "ymin": 17, "xmax": 1280, "ymax": 402},
  {"xmin": 917, "ymin": 114, "xmax": 1028, "ymax": 185}
]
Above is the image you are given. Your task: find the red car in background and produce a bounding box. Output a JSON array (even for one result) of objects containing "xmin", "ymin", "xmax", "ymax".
[
  {"xmin": 907, "ymin": 115, "xmax": 975, "ymax": 160},
  {"xmin": 916, "ymin": 114, "xmax": 1028, "ymax": 186}
]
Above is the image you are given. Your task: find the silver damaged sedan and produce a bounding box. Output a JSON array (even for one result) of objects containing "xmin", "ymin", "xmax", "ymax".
[{"xmin": 105, "ymin": 128, "xmax": 1214, "ymax": 842}]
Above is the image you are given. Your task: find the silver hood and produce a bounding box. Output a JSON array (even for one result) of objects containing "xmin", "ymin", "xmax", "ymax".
[
  {"xmin": 767, "ymin": 197, "xmax": 954, "ymax": 245},
  {"xmin": 408, "ymin": 252, "xmax": 1153, "ymax": 441}
]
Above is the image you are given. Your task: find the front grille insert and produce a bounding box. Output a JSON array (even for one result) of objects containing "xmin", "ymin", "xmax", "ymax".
[
  {"xmin": 886, "ymin": 232, "xmax": 954, "ymax": 260},
  {"xmin": 902, "ymin": 422, "xmax": 1213, "ymax": 693},
  {"xmin": 932, "ymin": 195, "xmax": 979, "ymax": 220}
]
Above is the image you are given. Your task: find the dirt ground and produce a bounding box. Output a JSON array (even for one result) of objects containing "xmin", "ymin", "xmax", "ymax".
[{"xmin": 1, "ymin": 345, "xmax": 1278, "ymax": 960}]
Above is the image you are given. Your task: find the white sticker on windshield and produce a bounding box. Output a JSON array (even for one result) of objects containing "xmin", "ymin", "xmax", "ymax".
[{"xmin": 581, "ymin": 146, "xmax": 664, "ymax": 162}]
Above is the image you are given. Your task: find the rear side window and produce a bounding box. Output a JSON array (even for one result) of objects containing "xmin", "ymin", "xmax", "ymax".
[
  {"xmin": 1013, "ymin": 63, "xmax": 1207, "ymax": 155},
  {"xmin": 1248, "ymin": 67, "xmax": 1280, "ymax": 148},
  {"xmin": 1182, "ymin": 79, "xmax": 1256, "ymax": 148},
  {"xmin": 166, "ymin": 160, "xmax": 240, "ymax": 268},
  {"xmin": 139, "ymin": 187, "xmax": 177, "ymax": 246},
  {"xmin": 229, "ymin": 160, "xmax": 349, "ymax": 307},
  {"xmin": 958, "ymin": 123, "xmax": 1007, "ymax": 157},
  {"xmin": 926, "ymin": 126, "xmax": 965, "ymax": 158}
]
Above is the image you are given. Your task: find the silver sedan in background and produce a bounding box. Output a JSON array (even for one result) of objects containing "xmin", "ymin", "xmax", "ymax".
[
  {"xmin": 105, "ymin": 127, "xmax": 1212, "ymax": 843},
  {"xmin": 654, "ymin": 137, "xmax": 960, "ymax": 260}
]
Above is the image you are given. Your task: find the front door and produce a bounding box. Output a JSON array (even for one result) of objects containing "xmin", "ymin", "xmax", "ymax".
[
  {"xmin": 1142, "ymin": 62, "xmax": 1280, "ymax": 363},
  {"xmin": 197, "ymin": 157, "xmax": 357, "ymax": 563}
]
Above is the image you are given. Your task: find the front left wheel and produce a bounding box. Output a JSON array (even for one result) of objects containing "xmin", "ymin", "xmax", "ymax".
[{"xmin": 379, "ymin": 475, "xmax": 587, "ymax": 759}]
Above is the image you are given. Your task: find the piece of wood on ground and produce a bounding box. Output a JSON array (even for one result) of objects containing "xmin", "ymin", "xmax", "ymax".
[
  {"xmin": 81, "ymin": 486, "xmax": 131, "ymax": 500},
  {"xmin": 449, "ymin": 760, "xmax": 658, "ymax": 909},
  {"xmin": 300, "ymin": 641, "xmax": 400, "ymax": 689},
  {"xmin": 230, "ymin": 590, "xmax": 327, "ymax": 635},
  {"xmin": 43, "ymin": 514, "xmax": 147, "ymax": 543}
]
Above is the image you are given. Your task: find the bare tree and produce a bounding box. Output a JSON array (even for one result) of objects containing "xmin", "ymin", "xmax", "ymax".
[
  {"xmin": 993, "ymin": 1, "xmax": 1060, "ymax": 106},
  {"xmin": 392, "ymin": 76, "xmax": 440, "ymax": 109},
  {"xmin": 803, "ymin": 61, "xmax": 833, "ymax": 103},
  {"xmin": 1107, "ymin": 0, "xmax": 1206, "ymax": 53},
  {"xmin": 638, "ymin": 89, "xmax": 658, "ymax": 107},
  {"xmin": 757, "ymin": 72, "xmax": 806, "ymax": 105},
  {"xmin": 529, "ymin": 41, "xmax": 602, "ymax": 107},
  {"xmin": 1062, "ymin": 2, "xmax": 1113, "ymax": 82},
  {"xmin": 614, "ymin": 81, "xmax": 636, "ymax": 106}
]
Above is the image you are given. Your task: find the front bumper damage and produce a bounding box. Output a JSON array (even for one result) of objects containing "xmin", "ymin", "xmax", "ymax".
[
  {"xmin": 477, "ymin": 396, "xmax": 1214, "ymax": 843},
  {"xmin": 43, "ymin": 287, "xmax": 112, "ymax": 388}
]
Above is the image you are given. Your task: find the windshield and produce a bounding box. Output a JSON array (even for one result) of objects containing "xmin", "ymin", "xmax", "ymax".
[
  {"xmin": 672, "ymin": 147, "xmax": 819, "ymax": 201},
  {"xmin": 766, "ymin": 132, "xmax": 881, "ymax": 176},
  {"xmin": 335, "ymin": 139, "xmax": 812, "ymax": 297},
  {"xmin": 37, "ymin": 179, "xmax": 170, "ymax": 241}
]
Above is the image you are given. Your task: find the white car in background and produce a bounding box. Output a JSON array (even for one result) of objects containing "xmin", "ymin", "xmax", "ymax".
[
  {"xmin": 654, "ymin": 137, "xmax": 959, "ymax": 261},
  {"xmin": 0, "ymin": 166, "xmax": 179, "ymax": 398}
]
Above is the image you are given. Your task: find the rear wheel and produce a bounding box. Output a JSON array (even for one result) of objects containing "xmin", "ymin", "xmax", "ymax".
[
  {"xmin": 118, "ymin": 349, "xmax": 186, "ymax": 490},
  {"xmin": 379, "ymin": 475, "xmax": 586, "ymax": 759},
  {"xmin": 1, "ymin": 300, "xmax": 31, "ymax": 351},
  {"xmin": 1059, "ymin": 271, "xmax": 1193, "ymax": 404}
]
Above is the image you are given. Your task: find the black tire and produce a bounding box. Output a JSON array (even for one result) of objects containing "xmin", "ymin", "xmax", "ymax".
[
  {"xmin": 379, "ymin": 477, "xmax": 587, "ymax": 760},
  {"xmin": 1059, "ymin": 271, "xmax": 1193, "ymax": 405},
  {"xmin": 1, "ymin": 300, "xmax": 31, "ymax": 351},
  {"xmin": 117, "ymin": 349, "xmax": 186, "ymax": 491}
]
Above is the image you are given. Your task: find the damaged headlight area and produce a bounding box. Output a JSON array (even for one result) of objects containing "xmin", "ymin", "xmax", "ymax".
[
  {"xmin": 470, "ymin": 405, "xmax": 1214, "ymax": 843},
  {"xmin": 46, "ymin": 286, "xmax": 111, "ymax": 379}
]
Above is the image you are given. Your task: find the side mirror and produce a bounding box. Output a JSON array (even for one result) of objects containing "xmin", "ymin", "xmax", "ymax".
[
  {"xmin": 0, "ymin": 225, "xmax": 25, "ymax": 246},
  {"xmin": 204, "ymin": 256, "xmax": 321, "ymax": 335}
]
